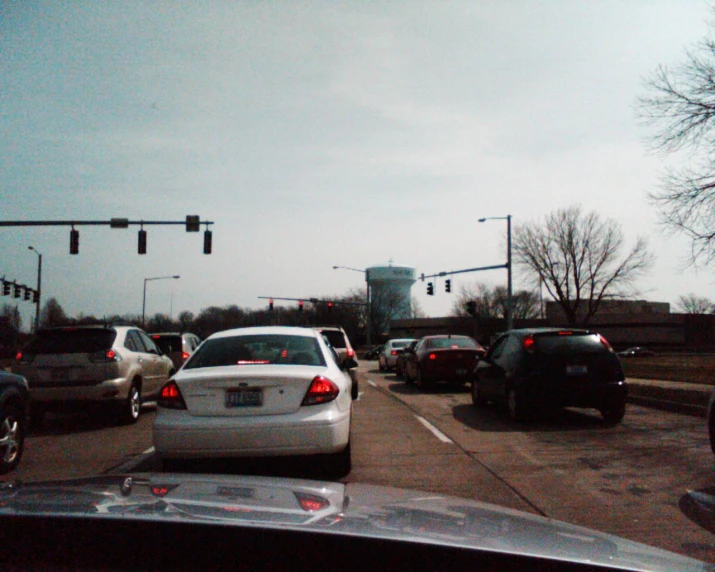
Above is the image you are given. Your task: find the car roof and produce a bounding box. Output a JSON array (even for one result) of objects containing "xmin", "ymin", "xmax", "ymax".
[
  {"xmin": 208, "ymin": 326, "xmax": 321, "ymax": 340},
  {"xmin": 420, "ymin": 334, "xmax": 473, "ymax": 339},
  {"xmin": 501, "ymin": 327, "xmax": 592, "ymax": 337}
]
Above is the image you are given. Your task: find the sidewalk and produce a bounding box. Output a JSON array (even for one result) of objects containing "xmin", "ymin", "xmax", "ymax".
[{"xmin": 626, "ymin": 378, "xmax": 711, "ymax": 417}]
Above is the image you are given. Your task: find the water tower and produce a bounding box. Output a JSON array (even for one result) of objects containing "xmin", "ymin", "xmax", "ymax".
[{"xmin": 367, "ymin": 264, "xmax": 417, "ymax": 328}]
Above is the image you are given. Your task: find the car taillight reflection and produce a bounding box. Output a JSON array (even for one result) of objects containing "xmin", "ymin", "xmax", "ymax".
[{"xmin": 294, "ymin": 492, "xmax": 331, "ymax": 512}]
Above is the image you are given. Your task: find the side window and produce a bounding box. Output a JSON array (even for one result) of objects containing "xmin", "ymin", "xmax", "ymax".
[
  {"xmin": 500, "ymin": 335, "xmax": 522, "ymax": 367},
  {"xmin": 487, "ymin": 336, "xmax": 509, "ymax": 360},
  {"xmin": 138, "ymin": 331, "xmax": 159, "ymax": 354},
  {"xmin": 124, "ymin": 331, "xmax": 139, "ymax": 352}
]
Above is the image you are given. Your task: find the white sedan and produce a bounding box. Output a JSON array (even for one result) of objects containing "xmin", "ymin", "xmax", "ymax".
[{"xmin": 153, "ymin": 326, "xmax": 354, "ymax": 475}]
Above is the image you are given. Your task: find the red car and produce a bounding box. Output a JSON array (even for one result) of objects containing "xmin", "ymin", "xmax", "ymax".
[{"xmin": 403, "ymin": 335, "xmax": 486, "ymax": 390}]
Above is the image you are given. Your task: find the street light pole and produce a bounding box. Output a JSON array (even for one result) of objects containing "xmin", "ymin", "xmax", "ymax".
[
  {"xmin": 478, "ymin": 215, "xmax": 513, "ymax": 330},
  {"xmin": 332, "ymin": 265, "xmax": 371, "ymax": 346},
  {"xmin": 142, "ymin": 275, "xmax": 180, "ymax": 328},
  {"xmin": 28, "ymin": 246, "xmax": 42, "ymax": 333}
]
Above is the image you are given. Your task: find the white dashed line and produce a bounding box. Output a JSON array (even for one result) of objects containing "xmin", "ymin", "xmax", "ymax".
[
  {"xmin": 367, "ymin": 380, "xmax": 377, "ymax": 388},
  {"xmin": 415, "ymin": 416, "xmax": 454, "ymax": 444}
]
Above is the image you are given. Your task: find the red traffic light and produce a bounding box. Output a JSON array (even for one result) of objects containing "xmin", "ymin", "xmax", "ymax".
[
  {"xmin": 269, "ymin": 299, "xmax": 274, "ymax": 311},
  {"xmin": 298, "ymin": 300, "xmax": 304, "ymax": 312},
  {"xmin": 327, "ymin": 301, "xmax": 334, "ymax": 312}
]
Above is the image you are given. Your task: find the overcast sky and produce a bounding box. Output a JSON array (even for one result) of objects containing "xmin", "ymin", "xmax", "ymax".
[{"xmin": 1, "ymin": 1, "xmax": 714, "ymax": 331}]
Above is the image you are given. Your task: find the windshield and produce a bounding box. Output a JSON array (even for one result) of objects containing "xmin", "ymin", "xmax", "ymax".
[
  {"xmin": 2, "ymin": 3, "xmax": 714, "ymax": 568},
  {"xmin": 184, "ymin": 335, "xmax": 326, "ymax": 369}
]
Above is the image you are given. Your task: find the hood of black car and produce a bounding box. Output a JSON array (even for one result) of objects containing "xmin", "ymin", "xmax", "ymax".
[{"xmin": 0, "ymin": 474, "xmax": 709, "ymax": 572}]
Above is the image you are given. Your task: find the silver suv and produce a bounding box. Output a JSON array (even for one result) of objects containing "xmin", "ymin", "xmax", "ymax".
[{"xmin": 15, "ymin": 325, "xmax": 175, "ymax": 425}]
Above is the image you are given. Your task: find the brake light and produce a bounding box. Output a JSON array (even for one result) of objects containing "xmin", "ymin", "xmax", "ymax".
[
  {"xmin": 598, "ymin": 334, "xmax": 613, "ymax": 351},
  {"xmin": 391, "ymin": 350, "xmax": 398, "ymax": 356},
  {"xmin": 347, "ymin": 348, "xmax": 355, "ymax": 358},
  {"xmin": 429, "ymin": 353, "xmax": 437, "ymax": 360},
  {"xmin": 523, "ymin": 335, "xmax": 535, "ymax": 353},
  {"xmin": 152, "ymin": 335, "xmax": 161, "ymax": 339},
  {"xmin": 158, "ymin": 380, "xmax": 187, "ymax": 410},
  {"xmin": 558, "ymin": 331, "xmax": 573, "ymax": 335},
  {"xmin": 89, "ymin": 349, "xmax": 122, "ymax": 363},
  {"xmin": 295, "ymin": 492, "xmax": 330, "ymax": 512},
  {"xmin": 302, "ymin": 376, "xmax": 339, "ymax": 406},
  {"xmin": 181, "ymin": 351, "xmax": 190, "ymax": 361}
]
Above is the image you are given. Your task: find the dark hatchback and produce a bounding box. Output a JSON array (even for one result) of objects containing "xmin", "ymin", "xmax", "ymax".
[
  {"xmin": 472, "ymin": 328, "xmax": 627, "ymax": 424},
  {"xmin": 403, "ymin": 335, "xmax": 486, "ymax": 390}
]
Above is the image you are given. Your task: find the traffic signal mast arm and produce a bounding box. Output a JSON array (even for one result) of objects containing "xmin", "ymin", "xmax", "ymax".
[
  {"xmin": 419, "ymin": 263, "xmax": 508, "ymax": 282},
  {"xmin": 258, "ymin": 296, "xmax": 366, "ymax": 307}
]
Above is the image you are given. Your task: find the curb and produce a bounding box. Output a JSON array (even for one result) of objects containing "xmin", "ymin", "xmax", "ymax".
[{"xmin": 627, "ymin": 394, "xmax": 707, "ymax": 418}]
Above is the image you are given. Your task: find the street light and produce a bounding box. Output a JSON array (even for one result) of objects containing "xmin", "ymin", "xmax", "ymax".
[
  {"xmin": 142, "ymin": 275, "xmax": 180, "ymax": 328},
  {"xmin": 28, "ymin": 246, "xmax": 42, "ymax": 333},
  {"xmin": 332, "ymin": 265, "xmax": 371, "ymax": 346},
  {"xmin": 478, "ymin": 215, "xmax": 513, "ymax": 330}
]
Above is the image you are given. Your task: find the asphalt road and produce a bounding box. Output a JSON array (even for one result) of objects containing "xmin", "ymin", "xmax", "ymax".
[{"xmin": 4, "ymin": 362, "xmax": 714, "ymax": 563}]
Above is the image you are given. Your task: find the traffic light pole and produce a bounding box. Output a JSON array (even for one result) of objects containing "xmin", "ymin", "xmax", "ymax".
[{"xmin": 28, "ymin": 247, "xmax": 41, "ymax": 333}]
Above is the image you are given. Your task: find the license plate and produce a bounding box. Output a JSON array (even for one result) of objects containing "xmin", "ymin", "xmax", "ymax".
[
  {"xmin": 566, "ymin": 365, "xmax": 588, "ymax": 375},
  {"xmin": 52, "ymin": 368, "xmax": 73, "ymax": 380},
  {"xmin": 216, "ymin": 487, "xmax": 254, "ymax": 499},
  {"xmin": 226, "ymin": 388, "xmax": 263, "ymax": 408}
]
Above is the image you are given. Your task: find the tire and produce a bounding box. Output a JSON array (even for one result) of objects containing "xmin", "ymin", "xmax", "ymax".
[
  {"xmin": 471, "ymin": 379, "xmax": 486, "ymax": 407},
  {"xmin": 404, "ymin": 366, "xmax": 414, "ymax": 384},
  {"xmin": 416, "ymin": 368, "xmax": 432, "ymax": 391},
  {"xmin": 507, "ymin": 388, "xmax": 529, "ymax": 422},
  {"xmin": 324, "ymin": 441, "xmax": 351, "ymax": 478},
  {"xmin": 119, "ymin": 383, "xmax": 142, "ymax": 425},
  {"xmin": 0, "ymin": 401, "xmax": 25, "ymax": 475},
  {"xmin": 601, "ymin": 400, "xmax": 626, "ymax": 425}
]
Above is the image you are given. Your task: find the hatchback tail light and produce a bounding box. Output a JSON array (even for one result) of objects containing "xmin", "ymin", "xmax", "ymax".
[
  {"xmin": 598, "ymin": 334, "xmax": 614, "ymax": 351},
  {"xmin": 302, "ymin": 376, "xmax": 340, "ymax": 406},
  {"xmin": 391, "ymin": 350, "xmax": 398, "ymax": 356},
  {"xmin": 523, "ymin": 335, "xmax": 535, "ymax": 353},
  {"xmin": 346, "ymin": 348, "xmax": 355, "ymax": 358},
  {"xmin": 15, "ymin": 352, "xmax": 35, "ymax": 365},
  {"xmin": 181, "ymin": 351, "xmax": 190, "ymax": 361},
  {"xmin": 89, "ymin": 349, "xmax": 122, "ymax": 363},
  {"xmin": 158, "ymin": 380, "xmax": 187, "ymax": 410}
]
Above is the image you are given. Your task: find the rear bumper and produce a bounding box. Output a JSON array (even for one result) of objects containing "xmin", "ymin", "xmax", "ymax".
[
  {"xmin": 517, "ymin": 379, "xmax": 627, "ymax": 410},
  {"xmin": 421, "ymin": 363, "xmax": 477, "ymax": 383},
  {"xmin": 29, "ymin": 377, "xmax": 131, "ymax": 404},
  {"xmin": 154, "ymin": 404, "xmax": 351, "ymax": 459}
]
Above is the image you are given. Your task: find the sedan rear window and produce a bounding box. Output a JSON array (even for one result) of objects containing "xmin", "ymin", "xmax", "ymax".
[
  {"xmin": 184, "ymin": 334, "xmax": 327, "ymax": 369},
  {"xmin": 429, "ymin": 338, "xmax": 478, "ymax": 349},
  {"xmin": 390, "ymin": 340, "xmax": 411, "ymax": 349},
  {"xmin": 24, "ymin": 329, "xmax": 117, "ymax": 354},
  {"xmin": 534, "ymin": 333, "xmax": 607, "ymax": 354}
]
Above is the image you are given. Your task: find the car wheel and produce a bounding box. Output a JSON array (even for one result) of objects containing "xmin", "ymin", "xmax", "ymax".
[
  {"xmin": 600, "ymin": 401, "xmax": 626, "ymax": 426},
  {"xmin": 324, "ymin": 441, "xmax": 351, "ymax": 478},
  {"xmin": 0, "ymin": 401, "xmax": 25, "ymax": 474},
  {"xmin": 471, "ymin": 379, "xmax": 486, "ymax": 407},
  {"xmin": 119, "ymin": 383, "xmax": 142, "ymax": 425},
  {"xmin": 416, "ymin": 368, "xmax": 432, "ymax": 391},
  {"xmin": 507, "ymin": 388, "xmax": 529, "ymax": 422}
]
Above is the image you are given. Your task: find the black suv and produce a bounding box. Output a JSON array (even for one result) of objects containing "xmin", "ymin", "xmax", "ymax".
[{"xmin": 472, "ymin": 328, "xmax": 627, "ymax": 424}]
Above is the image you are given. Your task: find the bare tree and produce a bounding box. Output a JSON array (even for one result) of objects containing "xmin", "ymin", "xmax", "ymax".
[
  {"xmin": 450, "ymin": 282, "xmax": 539, "ymax": 320},
  {"xmin": 369, "ymin": 286, "xmax": 408, "ymax": 337},
  {"xmin": 513, "ymin": 206, "xmax": 653, "ymax": 326},
  {"xmin": 40, "ymin": 297, "xmax": 68, "ymax": 327},
  {"xmin": 675, "ymin": 293, "xmax": 714, "ymax": 314},
  {"xmin": 638, "ymin": 30, "xmax": 715, "ymax": 265}
]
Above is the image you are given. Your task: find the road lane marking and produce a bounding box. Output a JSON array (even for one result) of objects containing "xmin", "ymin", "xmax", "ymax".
[
  {"xmin": 367, "ymin": 380, "xmax": 377, "ymax": 388},
  {"xmin": 106, "ymin": 446, "xmax": 156, "ymax": 474},
  {"xmin": 415, "ymin": 415, "xmax": 454, "ymax": 444}
]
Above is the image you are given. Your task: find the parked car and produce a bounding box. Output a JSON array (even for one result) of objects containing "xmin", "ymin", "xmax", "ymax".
[
  {"xmin": 378, "ymin": 339, "xmax": 416, "ymax": 372},
  {"xmin": 149, "ymin": 332, "xmax": 202, "ymax": 370},
  {"xmin": 403, "ymin": 335, "xmax": 485, "ymax": 389},
  {"xmin": 363, "ymin": 345, "xmax": 384, "ymax": 360},
  {"xmin": 15, "ymin": 325, "xmax": 175, "ymax": 425},
  {"xmin": 154, "ymin": 326, "xmax": 355, "ymax": 475},
  {"xmin": 395, "ymin": 340, "xmax": 419, "ymax": 378},
  {"xmin": 617, "ymin": 346, "xmax": 655, "ymax": 358},
  {"xmin": 0, "ymin": 367, "xmax": 29, "ymax": 474},
  {"xmin": 312, "ymin": 326, "xmax": 358, "ymax": 399},
  {"xmin": 472, "ymin": 328, "xmax": 627, "ymax": 424}
]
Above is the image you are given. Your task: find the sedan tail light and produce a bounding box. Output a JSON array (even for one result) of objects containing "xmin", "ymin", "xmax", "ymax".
[
  {"xmin": 158, "ymin": 380, "xmax": 187, "ymax": 410},
  {"xmin": 523, "ymin": 335, "xmax": 535, "ymax": 353},
  {"xmin": 15, "ymin": 352, "xmax": 35, "ymax": 365},
  {"xmin": 302, "ymin": 376, "xmax": 339, "ymax": 406},
  {"xmin": 346, "ymin": 348, "xmax": 355, "ymax": 358}
]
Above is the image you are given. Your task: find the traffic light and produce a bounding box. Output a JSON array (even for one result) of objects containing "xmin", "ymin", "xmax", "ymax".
[
  {"xmin": 2, "ymin": 281, "xmax": 9, "ymax": 296},
  {"xmin": 24, "ymin": 287, "xmax": 31, "ymax": 301},
  {"xmin": 427, "ymin": 282, "xmax": 434, "ymax": 296},
  {"xmin": 445, "ymin": 279, "xmax": 452, "ymax": 293},
  {"xmin": 327, "ymin": 301, "xmax": 333, "ymax": 313},
  {"xmin": 203, "ymin": 229, "xmax": 212, "ymax": 254},
  {"xmin": 466, "ymin": 300, "xmax": 477, "ymax": 316},
  {"xmin": 13, "ymin": 284, "xmax": 21, "ymax": 299},
  {"xmin": 70, "ymin": 229, "xmax": 79, "ymax": 254},
  {"xmin": 33, "ymin": 290, "xmax": 39, "ymax": 304},
  {"xmin": 298, "ymin": 300, "xmax": 304, "ymax": 312},
  {"xmin": 269, "ymin": 299, "xmax": 274, "ymax": 311},
  {"xmin": 138, "ymin": 229, "xmax": 147, "ymax": 255},
  {"xmin": 186, "ymin": 215, "xmax": 200, "ymax": 232}
]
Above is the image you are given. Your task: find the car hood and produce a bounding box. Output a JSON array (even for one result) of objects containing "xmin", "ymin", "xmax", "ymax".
[{"xmin": 0, "ymin": 474, "xmax": 709, "ymax": 572}]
